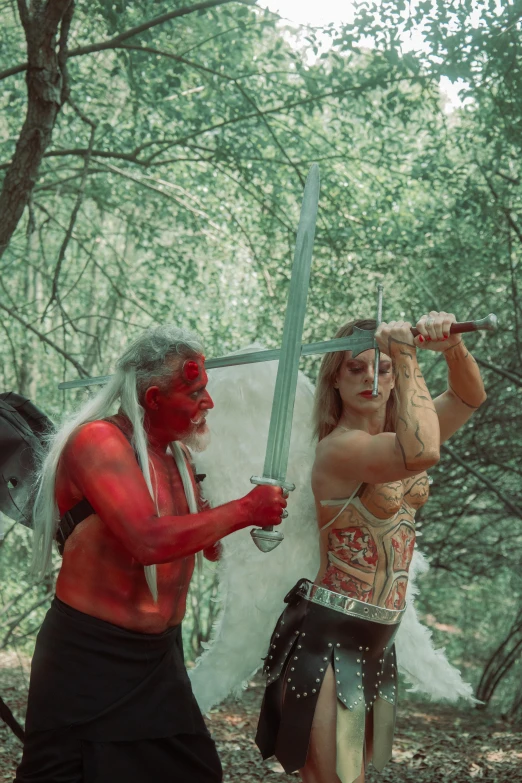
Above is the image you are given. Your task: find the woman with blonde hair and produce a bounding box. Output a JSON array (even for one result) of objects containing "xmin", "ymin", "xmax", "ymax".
[{"xmin": 256, "ymin": 311, "xmax": 487, "ymax": 783}]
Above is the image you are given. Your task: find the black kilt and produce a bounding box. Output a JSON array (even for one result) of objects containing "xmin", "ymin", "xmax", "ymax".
[
  {"xmin": 255, "ymin": 579, "xmax": 402, "ymax": 783},
  {"xmin": 15, "ymin": 597, "xmax": 222, "ymax": 783}
]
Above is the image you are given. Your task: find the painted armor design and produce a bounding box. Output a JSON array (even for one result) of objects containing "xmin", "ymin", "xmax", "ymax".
[{"xmin": 320, "ymin": 474, "xmax": 430, "ymax": 609}]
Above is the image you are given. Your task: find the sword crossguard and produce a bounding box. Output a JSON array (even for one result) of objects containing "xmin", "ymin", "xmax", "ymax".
[{"xmin": 250, "ymin": 476, "xmax": 296, "ymax": 493}]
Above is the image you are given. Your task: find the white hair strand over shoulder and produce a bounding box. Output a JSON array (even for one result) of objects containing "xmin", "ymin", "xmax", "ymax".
[{"xmin": 31, "ymin": 325, "xmax": 204, "ymax": 601}]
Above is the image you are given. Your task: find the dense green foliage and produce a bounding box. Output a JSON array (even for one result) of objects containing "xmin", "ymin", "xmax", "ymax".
[{"xmin": 0, "ymin": 0, "xmax": 520, "ymax": 718}]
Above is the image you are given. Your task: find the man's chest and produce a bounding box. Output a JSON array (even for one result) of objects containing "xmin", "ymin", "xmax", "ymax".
[{"xmin": 149, "ymin": 450, "xmax": 198, "ymax": 517}]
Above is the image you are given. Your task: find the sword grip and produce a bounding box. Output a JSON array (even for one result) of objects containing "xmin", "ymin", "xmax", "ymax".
[
  {"xmin": 250, "ymin": 476, "xmax": 296, "ymax": 493},
  {"xmin": 410, "ymin": 314, "xmax": 498, "ymax": 337},
  {"xmin": 249, "ymin": 476, "xmax": 294, "ymax": 551},
  {"xmin": 250, "ymin": 475, "xmax": 294, "ymax": 523}
]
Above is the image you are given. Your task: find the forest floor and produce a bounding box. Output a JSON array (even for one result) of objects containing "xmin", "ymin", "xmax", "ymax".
[{"xmin": 0, "ymin": 651, "xmax": 521, "ymax": 782}]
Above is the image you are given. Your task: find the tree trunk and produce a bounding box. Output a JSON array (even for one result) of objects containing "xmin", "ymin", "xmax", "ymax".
[
  {"xmin": 0, "ymin": 0, "xmax": 75, "ymax": 259},
  {"xmin": 475, "ymin": 606, "xmax": 522, "ymax": 708}
]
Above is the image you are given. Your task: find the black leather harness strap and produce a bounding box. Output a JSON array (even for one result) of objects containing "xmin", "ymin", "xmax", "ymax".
[{"xmin": 56, "ymin": 498, "xmax": 95, "ymax": 556}]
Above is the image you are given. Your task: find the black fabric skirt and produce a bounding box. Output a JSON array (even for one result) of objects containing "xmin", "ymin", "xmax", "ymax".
[
  {"xmin": 255, "ymin": 579, "xmax": 402, "ymax": 783},
  {"xmin": 15, "ymin": 597, "xmax": 222, "ymax": 783},
  {"xmin": 15, "ymin": 730, "xmax": 222, "ymax": 783}
]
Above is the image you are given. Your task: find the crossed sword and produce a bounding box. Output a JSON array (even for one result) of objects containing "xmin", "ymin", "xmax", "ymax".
[{"xmin": 58, "ymin": 164, "xmax": 497, "ymax": 553}]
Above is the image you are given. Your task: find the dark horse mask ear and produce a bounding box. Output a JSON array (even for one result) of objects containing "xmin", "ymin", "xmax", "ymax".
[{"xmin": 0, "ymin": 393, "xmax": 54, "ymax": 527}]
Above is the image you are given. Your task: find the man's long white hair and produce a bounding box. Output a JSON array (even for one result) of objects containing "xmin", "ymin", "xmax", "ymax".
[{"xmin": 32, "ymin": 324, "xmax": 204, "ymax": 600}]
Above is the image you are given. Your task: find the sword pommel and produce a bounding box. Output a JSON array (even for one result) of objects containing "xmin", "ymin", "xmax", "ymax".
[{"xmin": 474, "ymin": 313, "xmax": 498, "ymax": 332}]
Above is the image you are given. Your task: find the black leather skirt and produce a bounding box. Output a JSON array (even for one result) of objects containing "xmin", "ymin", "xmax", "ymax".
[{"xmin": 255, "ymin": 579, "xmax": 403, "ymax": 783}]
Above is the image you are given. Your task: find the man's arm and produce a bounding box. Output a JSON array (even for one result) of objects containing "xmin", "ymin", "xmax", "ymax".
[
  {"xmin": 62, "ymin": 421, "xmax": 285, "ymax": 565},
  {"xmin": 203, "ymin": 542, "xmax": 222, "ymax": 561}
]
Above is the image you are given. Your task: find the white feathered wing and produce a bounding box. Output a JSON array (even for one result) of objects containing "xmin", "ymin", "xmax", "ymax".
[{"xmin": 189, "ymin": 349, "xmax": 475, "ymax": 713}]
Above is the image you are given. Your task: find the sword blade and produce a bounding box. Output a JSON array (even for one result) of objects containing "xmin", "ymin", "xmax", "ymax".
[
  {"xmin": 262, "ymin": 163, "xmax": 320, "ymax": 482},
  {"xmin": 57, "ymin": 330, "xmax": 376, "ymax": 391}
]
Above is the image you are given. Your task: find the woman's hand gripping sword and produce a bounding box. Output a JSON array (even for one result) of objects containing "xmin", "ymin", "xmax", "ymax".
[
  {"xmin": 367, "ymin": 287, "xmax": 496, "ymax": 398},
  {"xmin": 368, "ymin": 283, "xmax": 498, "ymax": 397}
]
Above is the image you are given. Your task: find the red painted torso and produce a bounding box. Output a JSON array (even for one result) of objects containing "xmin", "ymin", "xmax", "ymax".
[
  {"xmin": 316, "ymin": 474, "xmax": 429, "ymax": 609},
  {"xmin": 55, "ymin": 421, "xmax": 200, "ymax": 634}
]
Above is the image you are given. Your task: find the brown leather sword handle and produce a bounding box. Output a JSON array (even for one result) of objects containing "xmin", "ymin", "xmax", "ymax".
[{"xmin": 410, "ymin": 313, "xmax": 497, "ymax": 337}]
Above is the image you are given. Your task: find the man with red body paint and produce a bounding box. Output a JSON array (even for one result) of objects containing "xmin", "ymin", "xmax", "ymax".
[{"xmin": 16, "ymin": 326, "xmax": 286, "ymax": 783}]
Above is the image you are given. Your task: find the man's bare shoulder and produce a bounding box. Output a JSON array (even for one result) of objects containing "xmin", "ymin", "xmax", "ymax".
[{"xmin": 65, "ymin": 420, "xmax": 133, "ymax": 457}]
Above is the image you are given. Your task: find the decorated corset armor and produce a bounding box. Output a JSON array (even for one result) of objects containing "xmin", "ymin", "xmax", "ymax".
[{"xmin": 319, "ymin": 473, "xmax": 430, "ymax": 608}]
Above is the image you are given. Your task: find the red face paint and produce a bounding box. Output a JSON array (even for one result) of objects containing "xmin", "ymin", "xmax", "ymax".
[{"xmin": 145, "ymin": 355, "xmax": 214, "ymax": 447}]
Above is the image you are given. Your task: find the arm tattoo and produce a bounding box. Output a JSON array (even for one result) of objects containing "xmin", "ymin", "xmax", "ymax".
[
  {"xmin": 413, "ymin": 422, "xmax": 425, "ymax": 459},
  {"xmin": 393, "ymin": 351, "xmax": 438, "ymax": 470},
  {"xmin": 449, "ymin": 382, "xmax": 480, "ymax": 409}
]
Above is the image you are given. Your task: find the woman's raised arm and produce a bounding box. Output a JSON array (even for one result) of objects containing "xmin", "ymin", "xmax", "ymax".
[{"xmin": 315, "ymin": 321, "xmax": 440, "ymax": 485}]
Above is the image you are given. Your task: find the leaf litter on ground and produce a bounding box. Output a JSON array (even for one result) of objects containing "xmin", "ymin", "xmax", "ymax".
[{"xmin": 0, "ymin": 659, "xmax": 520, "ymax": 783}]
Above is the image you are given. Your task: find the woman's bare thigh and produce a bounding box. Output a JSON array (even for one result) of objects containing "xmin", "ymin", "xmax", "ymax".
[
  {"xmin": 299, "ymin": 665, "xmax": 365, "ymax": 783},
  {"xmin": 300, "ymin": 665, "xmax": 340, "ymax": 783}
]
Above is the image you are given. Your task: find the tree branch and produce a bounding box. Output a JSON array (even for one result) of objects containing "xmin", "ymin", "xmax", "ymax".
[
  {"xmin": 116, "ymin": 43, "xmax": 305, "ymax": 184},
  {"xmin": 475, "ymin": 157, "xmax": 522, "ymax": 247},
  {"xmin": 0, "ymin": 75, "xmax": 410, "ymax": 174},
  {"xmin": 0, "ymin": 0, "xmax": 255, "ymax": 81},
  {"xmin": 32, "ymin": 200, "xmax": 152, "ymax": 319},
  {"xmin": 0, "ymin": 149, "xmax": 143, "ymax": 170},
  {"xmin": 1, "ymin": 595, "xmax": 51, "ymax": 649},
  {"xmin": 42, "ymin": 101, "xmax": 97, "ymax": 317},
  {"xmin": 0, "ymin": 694, "xmax": 25, "ymax": 742},
  {"xmin": 0, "ymin": 520, "xmax": 18, "ymax": 548},
  {"xmin": 441, "ymin": 443, "xmax": 522, "ymax": 519},
  {"xmin": 475, "ymin": 357, "xmax": 522, "ymax": 387},
  {"xmin": 0, "ymin": 299, "xmax": 88, "ymax": 377},
  {"xmin": 97, "ymin": 162, "xmax": 225, "ymax": 230}
]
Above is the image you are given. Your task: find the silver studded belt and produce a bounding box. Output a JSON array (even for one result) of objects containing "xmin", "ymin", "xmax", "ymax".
[{"xmin": 298, "ymin": 581, "xmax": 405, "ymax": 625}]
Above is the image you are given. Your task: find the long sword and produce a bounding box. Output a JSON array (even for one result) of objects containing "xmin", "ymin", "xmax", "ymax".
[
  {"xmin": 57, "ymin": 313, "xmax": 498, "ymax": 391},
  {"xmin": 249, "ymin": 163, "xmax": 320, "ymax": 552}
]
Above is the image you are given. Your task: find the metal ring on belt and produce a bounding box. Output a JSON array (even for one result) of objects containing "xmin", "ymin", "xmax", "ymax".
[{"xmin": 298, "ymin": 581, "xmax": 405, "ymax": 625}]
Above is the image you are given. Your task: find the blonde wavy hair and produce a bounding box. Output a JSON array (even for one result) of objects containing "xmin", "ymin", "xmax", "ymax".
[{"xmin": 312, "ymin": 319, "xmax": 397, "ymax": 442}]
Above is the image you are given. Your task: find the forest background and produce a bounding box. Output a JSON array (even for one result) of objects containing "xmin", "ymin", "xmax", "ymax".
[{"xmin": 0, "ymin": 0, "xmax": 521, "ymax": 772}]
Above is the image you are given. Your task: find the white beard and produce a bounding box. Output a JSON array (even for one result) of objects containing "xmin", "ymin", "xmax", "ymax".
[{"xmin": 184, "ymin": 421, "xmax": 211, "ymax": 452}]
